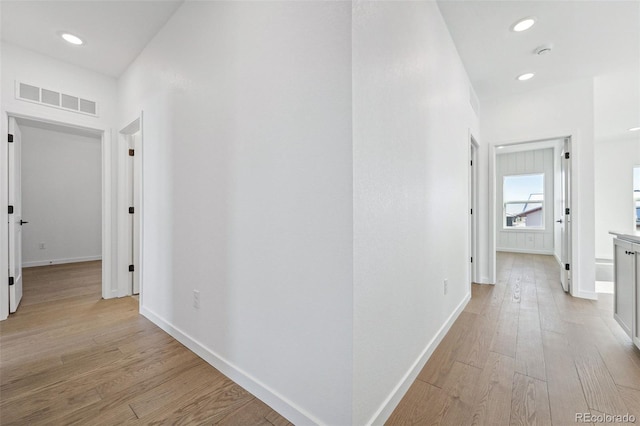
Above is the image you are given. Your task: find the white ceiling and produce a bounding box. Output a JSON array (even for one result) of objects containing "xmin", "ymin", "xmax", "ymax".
[
  {"xmin": 437, "ymin": 0, "xmax": 640, "ymax": 101},
  {"xmin": 1, "ymin": 1, "xmax": 183, "ymax": 78}
]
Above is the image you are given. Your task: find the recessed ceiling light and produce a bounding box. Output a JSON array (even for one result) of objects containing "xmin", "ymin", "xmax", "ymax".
[
  {"xmin": 512, "ymin": 17, "xmax": 536, "ymax": 32},
  {"xmin": 517, "ymin": 73, "xmax": 535, "ymax": 81},
  {"xmin": 629, "ymin": 126, "xmax": 640, "ymax": 132},
  {"xmin": 497, "ymin": 146, "xmax": 505, "ymax": 149},
  {"xmin": 60, "ymin": 32, "xmax": 83, "ymax": 45}
]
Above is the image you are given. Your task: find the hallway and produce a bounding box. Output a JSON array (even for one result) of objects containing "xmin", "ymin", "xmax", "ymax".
[
  {"xmin": 3, "ymin": 256, "xmax": 640, "ymax": 424},
  {"xmin": 0, "ymin": 262, "xmax": 291, "ymax": 425},
  {"xmin": 388, "ymin": 253, "xmax": 640, "ymax": 425}
]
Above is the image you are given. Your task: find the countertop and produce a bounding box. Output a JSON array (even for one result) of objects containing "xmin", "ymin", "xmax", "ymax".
[{"xmin": 610, "ymin": 231, "xmax": 640, "ymax": 244}]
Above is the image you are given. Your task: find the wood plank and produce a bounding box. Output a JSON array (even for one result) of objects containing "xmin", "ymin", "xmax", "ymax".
[
  {"xmin": 0, "ymin": 261, "xmax": 286, "ymax": 425},
  {"xmin": 386, "ymin": 379, "xmax": 449, "ymax": 425},
  {"xmin": 564, "ymin": 323, "xmax": 629, "ymax": 415},
  {"xmin": 510, "ymin": 372, "xmax": 551, "ymax": 426},
  {"xmin": 618, "ymin": 385, "xmax": 640, "ymax": 419},
  {"xmin": 214, "ymin": 398, "xmax": 276, "ymax": 426},
  {"xmin": 515, "ymin": 306, "xmax": 546, "ymax": 381},
  {"xmin": 468, "ymin": 351, "xmax": 516, "ymax": 425},
  {"xmin": 417, "ymin": 311, "xmax": 474, "ymax": 387},
  {"xmin": 542, "ymin": 330, "xmax": 591, "ymax": 425}
]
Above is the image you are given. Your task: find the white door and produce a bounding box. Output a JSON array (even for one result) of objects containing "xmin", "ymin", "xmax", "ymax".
[
  {"xmin": 8, "ymin": 117, "xmax": 23, "ymax": 312},
  {"xmin": 559, "ymin": 139, "xmax": 572, "ymax": 292}
]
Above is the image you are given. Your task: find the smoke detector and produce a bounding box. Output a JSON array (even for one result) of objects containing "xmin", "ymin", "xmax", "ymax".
[{"xmin": 534, "ymin": 44, "xmax": 553, "ymax": 56}]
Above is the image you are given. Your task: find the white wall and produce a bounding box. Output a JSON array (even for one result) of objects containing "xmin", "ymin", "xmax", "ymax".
[
  {"xmin": 496, "ymin": 148, "xmax": 554, "ymax": 254},
  {"xmin": 594, "ymin": 70, "xmax": 640, "ymax": 262},
  {"xmin": 353, "ymin": 2, "xmax": 479, "ymax": 424},
  {"xmin": 1, "ymin": 42, "xmax": 117, "ymax": 129},
  {"xmin": 21, "ymin": 124, "xmax": 101, "ymax": 266},
  {"xmin": 480, "ymin": 79, "xmax": 596, "ymax": 299},
  {"xmin": 594, "ymin": 138, "xmax": 640, "ymax": 260},
  {"xmin": 0, "ymin": 42, "xmax": 118, "ymax": 319},
  {"xmin": 118, "ymin": 3, "xmax": 353, "ymax": 424}
]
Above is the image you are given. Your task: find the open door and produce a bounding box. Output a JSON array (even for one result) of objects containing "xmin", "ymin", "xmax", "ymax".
[
  {"xmin": 559, "ymin": 138, "xmax": 572, "ymax": 292},
  {"xmin": 8, "ymin": 117, "xmax": 24, "ymax": 312}
]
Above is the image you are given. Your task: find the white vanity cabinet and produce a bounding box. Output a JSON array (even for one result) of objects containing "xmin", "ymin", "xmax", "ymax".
[{"xmin": 613, "ymin": 237, "xmax": 640, "ymax": 349}]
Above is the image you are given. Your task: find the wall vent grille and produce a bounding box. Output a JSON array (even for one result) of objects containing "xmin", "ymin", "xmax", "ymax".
[{"xmin": 15, "ymin": 81, "xmax": 99, "ymax": 117}]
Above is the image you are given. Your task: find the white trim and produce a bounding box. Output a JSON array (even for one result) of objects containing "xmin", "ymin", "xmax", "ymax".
[
  {"xmin": 0, "ymin": 110, "xmax": 114, "ymax": 320},
  {"xmin": 490, "ymin": 135, "xmax": 576, "ymax": 290},
  {"xmin": 118, "ymin": 115, "xmax": 143, "ymax": 299},
  {"xmin": 139, "ymin": 306, "xmax": 319, "ymax": 426},
  {"xmin": 366, "ymin": 292, "xmax": 472, "ymax": 425},
  {"xmin": 1, "ymin": 113, "xmax": 9, "ymax": 320},
  {"xmin": 574, "ymin": 290, "xmax": 598, "ymax": 300},
  {"xmin": 23, "ymin": 256, "xmax": 102, "ymax": 268},
  {"xmin": 469, "ymin": 132, "xmax": 479, "ymax": 285},
  {"xmin": 496, "ymin": 248, "xmax": 554, "ymax": 255},
  {"xmin": 489, "ymin": 145, "xmax": 497, "ymax": 284}
]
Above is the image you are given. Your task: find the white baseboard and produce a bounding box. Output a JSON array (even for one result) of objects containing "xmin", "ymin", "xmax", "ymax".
[
  {"xmin": 595, "ymin": 259, "xmax": 614, "ymax": 282},
  {"xmin": 139, "ymin": 305, "xmax": 320, "ymax": 426},
  {"xmin": 573, "ymin": 290, "xmax": 598, "ymax": 300},
  {"xmin": 497, "ymin": 248, "xmax": 554, "ymax": 255},
  {"xmin": 23, "ymin": 255, "xmax": 102, "ymax": 268},
  {"xmin": 366, "ymin": 292, "xmax": 472, "ymax": 425},
  {"xmin": 554, "ymin": 253, "xmax": 561, "ymax": 265}
]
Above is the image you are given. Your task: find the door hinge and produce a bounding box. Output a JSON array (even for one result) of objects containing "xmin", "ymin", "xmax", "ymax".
[
  {"xmin": 8, "ymin": 134, "xmax": 14, "ymax": 143},
  {"xmin": 8, "ymin": 205, "xmax": 14, "ymax": 214},
  {"xmin": 129, "ymin": 207, "xmax": 134, "ymax": 214},
  {"xmin": 470, "ymin": 208, "xmax": 473, "ymax": 215},
  {"xmin": 565, "ymin": 263, "xmax": 570, "ymax": 271},
  {"xmin": 129, "ymin": 264, "xmax": 135, "ymax": 272},
  {"xmin": 565, "ymin": 208, "xmax": 570, "ymax": 215},
  {"xmin": 8, "ymin": 277, "xmax": 14, "ymax": 286},
  {"xmin": 470, "ymin": 160, "xmax": 473, "ymax": 166},
  {"xmin": 129, "ymin": 149, "xmax": 135, "ymax": 156},
  {"xmin": 470, "ymin": 257, "xmax": 473, "ymax": 263},
  {"xmin": 565, "ymin": 152, "xmax": 570, "ymax": 159}
]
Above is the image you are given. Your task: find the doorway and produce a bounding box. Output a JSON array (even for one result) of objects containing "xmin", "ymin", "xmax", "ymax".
[
  {"xmin": 2, "ymin": 113, "xmax": 111, "ymax": 318},
  {"xmin": 489, "ymin": 137, "xmax": 572, "ymax": 293},
  {"xmin": 118, "ymin": 117, "xmax": 142, "ymax": 298},
  {"xmin": 469, "ymin": 135, "xmax": 479, "ymax": 286}
]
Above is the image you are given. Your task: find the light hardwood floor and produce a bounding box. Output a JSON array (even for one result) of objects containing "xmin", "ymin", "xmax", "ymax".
[
  {"xmin": 0, "ymin": 261, "xmax": 291, "ymax": 425},
  {"xmin": 4, "ymin": 256, "xmax": 640, "ymax": 425},
  {"xmin": 387, "ymin": 252, "xmax": 640, "ymax": 425}
]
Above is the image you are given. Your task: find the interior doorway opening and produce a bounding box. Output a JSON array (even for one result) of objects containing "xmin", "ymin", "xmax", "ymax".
[
  {"xmin": 490, "ymin": 137, "xmax": 572, "ymax": 293},
  {"xmin": 118, "ymin": 116, "xmax": 142, "ymax": 299},
  {"xmin": 5, "ymin": 115, "xmax": 106, "ymax": 313},
  {"xmin": 469, "ymin": 135, "xmax": 479, "ymax": 287}
]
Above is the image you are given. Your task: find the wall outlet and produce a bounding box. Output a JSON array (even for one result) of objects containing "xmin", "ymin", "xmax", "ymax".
[
  {"xmin": 39, "ymin": 242, "xmax": 46, "ymax": 249},
  {"xmin": 193, "ymin": 290, "xmax": 200, "ymax": 309},
  {"xmin": 444, "ymin": 279, "xmax": 448, "ymax": 295}
]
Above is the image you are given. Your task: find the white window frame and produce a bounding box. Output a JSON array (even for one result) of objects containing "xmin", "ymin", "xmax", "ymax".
[{"xmin": 503, "ymin": 173, "xmax": 545, "ymax": 230}]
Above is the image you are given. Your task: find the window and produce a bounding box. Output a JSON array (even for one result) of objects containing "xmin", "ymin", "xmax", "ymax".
[{"xmin": 503, "ymin": 173, "xmax": 544, "ymax": 229}]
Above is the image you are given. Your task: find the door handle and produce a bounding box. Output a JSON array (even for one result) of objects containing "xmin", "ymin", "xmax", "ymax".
[
  {"xmin": 556, "ymin": 219, "xmax": 563, "ymax": 223},
  {"xmin": 19, "ymin": 220, "xmax": 29, "ymax": 225}
]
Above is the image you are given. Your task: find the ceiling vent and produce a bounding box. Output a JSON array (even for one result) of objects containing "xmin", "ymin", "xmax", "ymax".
[{"xmin": 16, "ymin": 81, "xmax": 98, "ymax": 117}]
